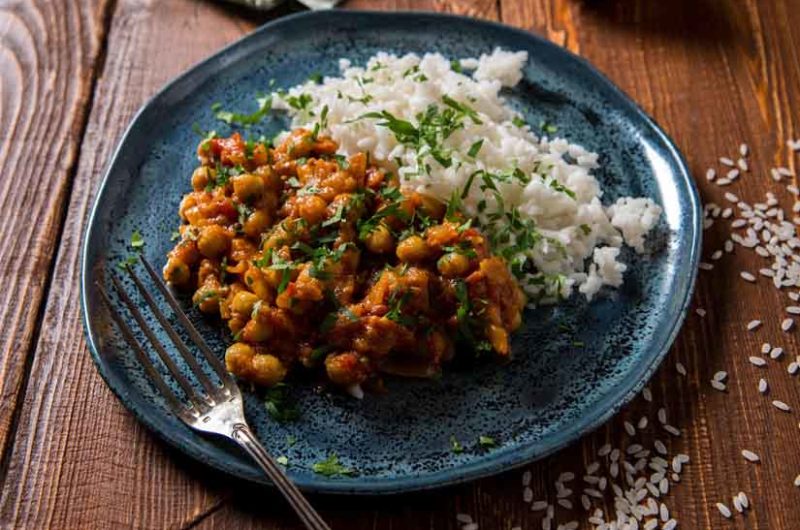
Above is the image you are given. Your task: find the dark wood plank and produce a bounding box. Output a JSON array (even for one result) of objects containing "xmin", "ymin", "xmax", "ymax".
[
  {"xmin": 0, "ymin": 0, "xmax": 276, "ymax": 528},
  {"xmin": 0, "ymin": 0, "xmax": 112, "ymax": 468}
]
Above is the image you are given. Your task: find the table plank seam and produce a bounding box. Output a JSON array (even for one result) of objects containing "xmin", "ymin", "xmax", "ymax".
[{"xmin": 0, "ymin": 0, "xmax": 119, "ymax": 493}]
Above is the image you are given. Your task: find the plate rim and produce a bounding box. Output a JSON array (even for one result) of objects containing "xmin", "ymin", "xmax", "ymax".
[{"xmin": 80, "ymin": 9, "xmax": 702, "ymax": 495}]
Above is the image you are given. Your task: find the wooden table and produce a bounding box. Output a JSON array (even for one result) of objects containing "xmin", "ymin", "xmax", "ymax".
[{"xmin": 1, "ymin": 0, "xmax": 799, "ymax": 528}]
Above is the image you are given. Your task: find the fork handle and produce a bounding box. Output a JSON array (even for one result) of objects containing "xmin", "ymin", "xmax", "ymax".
[{"xmin": 232, "ymin": 424, "xmax": 331, "ymax": 530}]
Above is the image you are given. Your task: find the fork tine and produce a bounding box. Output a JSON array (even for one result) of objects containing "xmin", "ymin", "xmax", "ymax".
[
  {"xmin": 108, "ymin": 274, "xmax": 210, "ymax": 413},
  {"xmin": 124, "ymin": 264, "xmax": 222, "ymax": 400},
  {"xmin": 96, "ymin": 281, "xmax": 195, "ymax": 419},
  {"xmin": 138, "ymin": 256, "xmax": 231, "ymax": 383}
]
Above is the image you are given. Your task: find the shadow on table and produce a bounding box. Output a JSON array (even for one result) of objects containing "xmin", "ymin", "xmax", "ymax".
[{"xmin": 577, "ymin": 0, "xmax": 740, "ymax": 46}]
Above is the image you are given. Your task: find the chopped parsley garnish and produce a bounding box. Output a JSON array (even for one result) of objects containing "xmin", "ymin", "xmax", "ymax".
[
  {"xmin": 130, "ymin": 230, "xmax": 145, "ymax": 250},
  {"xmin": 512, "ymin": 116, "xmax": 526, "ymax": 128},
  {"xmin": 192, "ymin": 124, "xmax": 218, "ymax": 151},
  {"xmin": 333, "ymin": 154, "xmax": 349, "ymax": 169},
  {"xmin": 309, "ymin": 344, "xmax": 332, "ymax": 362},
  {"xmin": 170, "ymin": 231, "xmax": 181, "ymax": 241},
  {"xmin": 443, "ymin": 241, "xmax": 477, "ymax": 259},
  {"xmin": 213, "ymin": 94, "xmax": 272, "ymax": 127},
  {"xmin": 264, "ymin": 383, "xmax": 300, "ymax": 423},
  {"xmin": 478, "ymin": 435, "xmax": 497, "ymax": 448},
  {"xmin": 255, "ymin": 248, "xmax": 294, "ymax": 294},
  {"xmin": 441, "ymin": 95, "xmax": 482, "ymax": 125},
  {"xmin": 385, "ymin": 289, "xmax": 415, "ymax": 326},
  {"xmin": 444, "ymin": 190, "xmax": 462, "ymax": 221},
  {"xmin": 308, "ymin": 72, "xmax": 323, "ymax": 84},
  {"xmin": 547, "ymin": 178, "xmax": 577, "ymax": 199},
  {"xmin": 403, "ymin": 65, "xmax": 420, "ymax": 78},
  {"xmin": 357, "ymin": 97, "xmax": 480, "ymax": 171},
  {"xmin": 580, "ymin": 224, "xmax": 592, "ymax": 235},
  {"xmin": 467, "ymin": 139, "xmax": 484, "ymax": 158},
  {"xmin": 312, "ymin": 453, "xmax": 355, "ymax": 477},
  {"xmin": 116, "ymin": 255, "xmax": 138, "ymax": 270},
  {"xmin": 540, "ymin": 120, "xmax": 558, "ymax": 134},
  {"xmin": 276, "ymin": 456, "xmax": 289, "ymax": 466},
  {"xmin": 205, "ymin": 163, "xmax": 244, "ymax": 191},
  {"xmin": 450, "ymin": 435, "xmax": 464, "ymax": 453},
  {"xmin": 311, "ymin": 105, "xmax": 329, "ymax": 140},
  {"xmin": 450, "ymin": 59, "xmax": 463, "ymax": 73},
  {"xmin": 236, "ymin": 203, "xmax": 253, "ymax": 227},
  {"xmin": 285, "ymin": 93, "xmax": 313, "ymax": 111}
]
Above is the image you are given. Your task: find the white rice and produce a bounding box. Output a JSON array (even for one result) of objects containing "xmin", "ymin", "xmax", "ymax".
[
  {"xmin": 741, "ymin": 449, "xmax": 760, "ymax": 462},
  {"xmin": 274, "ymin": 49, "xmax": 662, "ymax": 303}
]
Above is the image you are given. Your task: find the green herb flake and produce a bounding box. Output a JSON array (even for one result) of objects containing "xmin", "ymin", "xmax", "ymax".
[
  {"xmin": 312, "ymin": 453, "xmax": 355, "ymax": 477},
  {"xmin": 512, "ymin": 116, "xmax": 526, "ymax": 128},
  {"xmin": 450, "ymin": 435, "xmax": 464, "ymax": 454},
  {"xmin": 478, "ymin": 435, "xmax": 496, "ymax": 448},
  {"xmin": 214, "ymin": 94, "xmax": 272, "ymax": 127},
  {"xmin": 308, "ymin": 72, "xmax": 323, "ymax": 84},
  {"xmin": 170, "ymin": 231, "xmax": 181, "ymax": 242},
  {"xmin": 540, "ymin": 120, "xmax": 558, "ymax": 134},
  {"xmin": 276, "ymin": 456, "xmax": 289, "ymax": 466},
  {"xmin": 116, "ymin": 255, "xmax": 138, "ymax": 270},
  {"xmin": 333, "ymin": 154, "xmax": 349, "ymax": 169},
  {"xmin": 467, "ymin": 139, "xmax": 484, "ymax": 158},
  {"xmin": 450, "ymin": 59, "xmax": 463, "ymax": 73},
  {"xmin": 285, "ymin": 93, "xmax": 313, "ymax": 111},
  {"xmin": 264, "ymin": 383, "xmax": 300, "ymax": 423},
  {"xmin": 129, "ymin": 230, "xmax": 145, "ymax": 250},
  {"xmin": 580, "ymin": 224, "xmax": 592, "ymax": 235}
]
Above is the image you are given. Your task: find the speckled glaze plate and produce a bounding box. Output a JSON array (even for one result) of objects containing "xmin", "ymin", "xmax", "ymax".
[{"xmin": 81, "ymin": 10, "xmax": 701, "ymax": 494}]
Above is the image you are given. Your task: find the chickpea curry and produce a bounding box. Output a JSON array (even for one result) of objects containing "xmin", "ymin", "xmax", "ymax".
[{"xmin": 163, "ymin": 128, "xmax": 525, "ymax": 393}]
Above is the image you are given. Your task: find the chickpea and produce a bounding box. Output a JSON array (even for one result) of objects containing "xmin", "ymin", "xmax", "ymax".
[
  {"xmin": 169, "ymin": 239, "xmax": 200, "ymax": 266},
  {"xmin": 191, "ymin": 166, "xmax": 212, "ymax": 191},
  {"xmin": 244, "ymin": 266, "xmax": 270, "ymax": 300},
  {"xmin": 243, "ymin": 209, "xmax": 271, "ymax": 238},
  {"xmin": 231, "ymin": 291, "xmax": 260, "ymax": 315},
  {"xmin": 196, "ymin": 225, "xmax": 230, "ymax": 258},
  {"xmin": 251, "ymin": 353, "xmax": 287, "ymax": 386},
  {"xmin": 242, "ymin": 318, "xmax": 271, "ymax": 342},
  {"xmin": 232, "ymin": 173, "xmax": 264, "ymax": 203},
  {"xmin": 162, "ymin": 259, "xmax": 191, "ymax": 286},
  {"xmin": 396, "ymin": 235, "xmax": 430, "ymax": 262},
  {"xmin": 192, "ymin": 286, "xmax": 219, "ymax": 314},
  {"xmin": 325, "ymin": 352, "xmax": 367, "ymax": 386},
  {"xmin": 363, "ymin": 223, "xmax": 394, "ymax": 254},
  {"xmin": 297, "ymin": 195, "xmax": 328, "ymax": 225},
  {"xmin": 225, "ymin": 342, "xmax": 253, "ymax": 367},
  {"xmin": 179, "ymin": 194, "xmax": 198, "ymax": 221},
  {"xmin": 225, "ymin": 344, "xmax": 286, "ymax": 387},
  {"xmin": 437, "ymin": 252, "xmax": 470, "ymax": 277},
  {"xmin": 487, "ymin": 324, "xmax": 509, "ymax": 356}
]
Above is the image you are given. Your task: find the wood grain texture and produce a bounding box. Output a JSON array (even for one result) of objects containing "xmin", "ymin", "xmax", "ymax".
[
  {"xmin": 3, "ymin": 0, "xmax": 800, "ymax": 528},
  {"xmin": 0, "ymin": 0, "xmax": 111, "ymax": 471},
  {"xmin": 0, "ymin": 0, "xmax": 274, "ymax": 528}
]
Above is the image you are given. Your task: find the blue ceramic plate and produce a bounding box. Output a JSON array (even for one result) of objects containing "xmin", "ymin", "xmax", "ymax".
[{"xmin": 81, "ymin": 10, "xmax": 701, "ymax": 494}]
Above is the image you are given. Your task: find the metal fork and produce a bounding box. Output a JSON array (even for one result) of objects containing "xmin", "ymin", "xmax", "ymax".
[{"xmin": 96, "ymin": 255, "xmax": 331, "ymax": 530}]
